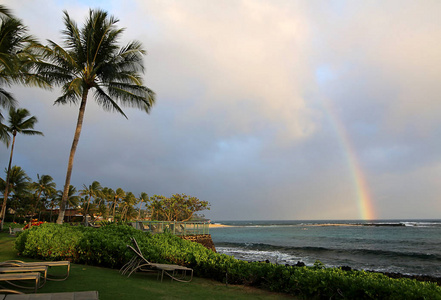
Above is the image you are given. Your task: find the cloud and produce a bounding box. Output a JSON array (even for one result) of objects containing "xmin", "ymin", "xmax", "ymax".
[{"xmin": 1, "ymin": 0, "xmax": 441, "ymax": 220}]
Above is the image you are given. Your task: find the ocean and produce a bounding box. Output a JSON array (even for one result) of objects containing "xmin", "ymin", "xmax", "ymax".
[{"xmin": 210, "ymin": 220, "xmax": 441, "ymax": 277}]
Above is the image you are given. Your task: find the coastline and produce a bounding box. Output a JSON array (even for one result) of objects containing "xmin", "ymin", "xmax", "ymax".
[{"xmin": 209, "ymin": 223, "xmax": 232, "ymax": 228}]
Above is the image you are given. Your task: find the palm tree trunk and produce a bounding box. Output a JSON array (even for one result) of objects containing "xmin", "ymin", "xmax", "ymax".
[
  {"xmin": 112, "ymin": 198, "xmax": 117, "ymax": 221},
  {"xmin": 138, "ymin": 201, "xmax": 143, "ymax": 220},
  {"xmin": 57, "ymin": 90, "xmax": 89, "ymax": 224},
  {"xmin": 31, "ymin": 191, "xmax": 42, "ymax": 221},
  {"xmin": 0, "ymin": 132, "xmax": 16, "ymax": 230}
]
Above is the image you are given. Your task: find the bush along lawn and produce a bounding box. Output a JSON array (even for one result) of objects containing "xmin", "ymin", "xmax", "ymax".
[{"xmin": 15, "ymin": 223, "xmax": 441, "ymax": 299}]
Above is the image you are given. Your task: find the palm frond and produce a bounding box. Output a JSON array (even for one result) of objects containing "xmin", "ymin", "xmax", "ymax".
[
  {"xmin": 19, "ymin": 129, "xmax": 44, "ymax": 136},
  {"xmin": 0, "ymin": 121, "xmax": 11, "ymax": 146},
  {"xmin": 0, "ymin": 5, "xmax": 12, "ymax": 19},
  {"xmin": 0, "ymin": 87, "xmax": 16, "ymax": 109},
  {"xmin": 54, "ymin": 85, "xmax": 81, "ymax": 105},
  {"xmin": 93, "ymin": 85, "xmax": 127, "ymax": 118}
]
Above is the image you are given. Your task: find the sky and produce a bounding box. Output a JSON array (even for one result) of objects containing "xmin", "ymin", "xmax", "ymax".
[{"xmin": 1, "ymin": 0, "xmax": 440, "ymax": 221}]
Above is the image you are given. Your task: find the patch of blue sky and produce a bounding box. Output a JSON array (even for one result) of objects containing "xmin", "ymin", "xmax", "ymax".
[{"xmin": 315, "ymin": 65, "xmax": 336, "ymax": 85}]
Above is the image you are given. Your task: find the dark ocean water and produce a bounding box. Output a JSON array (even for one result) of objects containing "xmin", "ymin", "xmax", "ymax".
[{"xmin": 210, "ymin": 220, "xmax": 441, "ymax": 277}]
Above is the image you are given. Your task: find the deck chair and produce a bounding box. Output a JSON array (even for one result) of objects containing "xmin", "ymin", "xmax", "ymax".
[
  {"xmin": 0, "ymin": 273, "xmax": 40, "ymax": 293},
  {"xmin": 0, "ymin": 266, "xmax": 48, "ymax": 288},
  {"xmin": 120, "ymin": 237, "xmax": 193, "ymax": 282},
  {"xmin": 0, "ymin": 261, "xmax": 70, "ymax": 281}
]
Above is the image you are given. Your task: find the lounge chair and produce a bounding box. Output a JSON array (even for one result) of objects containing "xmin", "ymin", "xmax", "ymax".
[
  {"xmin": 120, "ymin": 237, "xmax": 193, "ymax": 282},
  {"xmin": 0, "ymin": 261, "xmax": 70, "ymax": 281},
  {"xmin": 0, "ymin": 273, "xmax": 40, "ymax": 293},
  {"xmin": 0, "ymin": 266, "xmax": 48, "ymax": 288},
  {"xmin": 0, "ymin": 290, "xmax": 99, "ymax": 299}
]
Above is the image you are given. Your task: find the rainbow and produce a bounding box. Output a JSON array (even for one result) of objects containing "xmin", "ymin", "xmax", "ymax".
[{"xmin": 324, "ymin": 100, "xmax": 376, "ymax": 220}]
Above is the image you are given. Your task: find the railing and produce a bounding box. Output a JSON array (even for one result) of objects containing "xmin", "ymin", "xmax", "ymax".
[{"xmin": 130, "ymin": 221, "xmax": 209, "ymax": 236}]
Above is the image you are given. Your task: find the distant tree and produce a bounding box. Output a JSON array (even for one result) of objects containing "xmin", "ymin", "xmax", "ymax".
[
  {"xmin": 137, "ymin": 192, "xmax": 149, "ymax": 220},
  {"xmin": 148, "ymin": 194, "xmax": 210, "ymax": 222},
  {"xmin": 79, "ymin": 180, "xmax": 102, "ymax": 222},
  {"xmin": 29, "ymin": 174, "xmax": 56, "ymax": 219},
  {"xmin": 120, "ymin": 191, "xmax": 136, "ymax": 221},
  {"xmin": 112, "ymin": 188, "xmax": 125, "ymax": 220},
  {"xmin": 39, "ymin": 9, "xmax": 155, "ymax": 224},
  {"xmin": 0, "ymin": 166, "xmax": 31, "ymax": 221},
  {"xmin": 57, "ymin": 185, "xmax": 79, "ymax": 222},
  {"xmin": 101, "ymin": 187, "xmax": 115, "ymax": 219},
  {"xmin": 0, "ymin": 108, "xmax": 43, "ymax": 229}
]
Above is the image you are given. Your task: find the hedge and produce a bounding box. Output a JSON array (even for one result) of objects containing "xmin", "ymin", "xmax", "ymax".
[{"xmin": 14, "ymin": 223, "xmax": 441, "ymax": 299}]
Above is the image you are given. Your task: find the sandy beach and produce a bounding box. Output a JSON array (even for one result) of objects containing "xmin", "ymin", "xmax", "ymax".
[{"xmin": 209, "ymin": 223, "xmax": 232, "ymax": 228}]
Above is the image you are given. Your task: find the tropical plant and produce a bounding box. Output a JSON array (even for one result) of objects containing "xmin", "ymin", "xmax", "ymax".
[
  {"xmin": 112, "ymin": 188, "xmax": 125, "ymax": 220},
  {"xmin": 0, "ymin": 4, "xmax": 48, "ymax": 128},
  {"xmin": 0, "ymin": 165, "xmax": 32, "ymax": 222},
  {"xmin": 79, "ymin": 180, "xmax": 102, "ymax": 222},
  {"xmin": 120, "ymin": 191, "xmax": 136, "ymax": 221},
  {"xmin": 0, "ymin": 108, "xmax": 43, "ymax": 229},
  {"xmin": 29, "ymin": 174, "xmax": 56, "ymax": 220},
  {"xmin": 137, "ymin": 192, "xmax": 149, "ymax": 220},
  {"xmin": 101, "ymin": 187, "xmax": 115, "ymax": 219},
  {"xmin": 38, "ymin": 9, "xmax": 155, "ymax": 224},
  {"xmin": 61, "ymin": 185, "xmax": 80, "ymax": 223}
]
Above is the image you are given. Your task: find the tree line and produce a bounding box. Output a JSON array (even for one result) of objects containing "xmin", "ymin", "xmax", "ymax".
[
  {"xmin": 0, "ymin": 166, "xmax": 210, "ymax": 223},
  {"xmin": 0, "ymin": 5, "xmax": 165, "ymax": 228}
]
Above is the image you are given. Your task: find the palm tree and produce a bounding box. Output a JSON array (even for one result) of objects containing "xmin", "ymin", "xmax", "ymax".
[
  {"xmin": 0, "ymin": 165, "xmax": 31, "ymax": 222},
  {"xmin": 112, "ymin": 188, "xmax": 125, "ymax": 221},
  {"xmin": 101, "ymin": 187, "xmax": 115, "ymax": 220},
  {"xmin": 29, "ymin": 174, "xmax": 56, "ymax": 219},
  {"xmin": 0, "ymin": 108, "xmax": 43, "ymax": 229},
  {"xmin": 79, "ymin": 180, "xmax": 102, "ymax": 223},
  {"xmin": 39, "ymin": 9, "xmax": 155, "ymax": 224},
  {"xmin": 120, "ymin": 191, "xmax": 136, "ymax": 221},
  {"xmin": 0, "ymin": 5, "xmax": 49, "ymax": 123},
  {"xmin": 57, "ymin": 185, "xmax": 79, "ymax": 223},
  {"xmin": 137, "ymin": 192, "xmax": 149, "ymax": 220}
]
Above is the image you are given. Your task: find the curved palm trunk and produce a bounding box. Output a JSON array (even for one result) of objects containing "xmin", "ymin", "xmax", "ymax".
[
  {"xmin": 56, "ymin": 90, "xmax": 89, "ymax": 224},
  {"xmin": 0, "ymin": 132, "xmax": 16, "ymax": 230}
]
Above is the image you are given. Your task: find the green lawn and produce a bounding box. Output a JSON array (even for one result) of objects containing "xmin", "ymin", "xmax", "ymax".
[{"xmin": 0, "ymin": 233, "xmax": 294, "ymax": 299}]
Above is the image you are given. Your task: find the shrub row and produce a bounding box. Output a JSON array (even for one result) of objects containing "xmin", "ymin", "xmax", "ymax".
[{"xmin": 15, "ymin": 223, "xmax": 441, "ymax": 299}]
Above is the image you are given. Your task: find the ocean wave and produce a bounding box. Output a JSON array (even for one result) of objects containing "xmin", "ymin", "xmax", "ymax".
[{"xmin": 215, "ymin": 242, "xmax": 441, "ymax": 262}]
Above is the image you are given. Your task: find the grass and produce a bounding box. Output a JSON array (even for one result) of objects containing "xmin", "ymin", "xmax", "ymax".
[{"xmin": 0, "ymin": 232, "xmax": 294, "ymax": 299}]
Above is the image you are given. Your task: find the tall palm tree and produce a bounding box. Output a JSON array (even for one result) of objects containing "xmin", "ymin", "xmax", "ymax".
[
  {"xmin": 0, "ymin": 165, "xmax": 31, "ymax": 222},
  {"xmin": 0, "ymin": 108, "xmax": 42, "ymax": 229},
  {"xmin": 56, "ymin": 185, "xmax": 79, "ymax": 223},
  {"xmin": 120, "ymin": 191, "xmax": 136, "ymax": 221},
  {"xmin": 112, "ymin": 188, "xmax": 125, "ymax": 221},
  {"xmin": 79, "ymin": 180, "xmax": 102, "ymax": 222},
  {"xmin": 0, "ymin": 5, "xmax": 49, "ymax": 124},
  {"xmin": 101, "ymin": 187, "xmax": 115, "ymax": 219},
  {"xmin": 39, "ymin": 9, "xmax": 155, "ymax": 224},
  {"xmin": 29, "ymin": 174, "xmax": 56, "ymax": 219},
  {"xmin": 137, "ymin": 192, "xmax": 149, "ymax": 220}
]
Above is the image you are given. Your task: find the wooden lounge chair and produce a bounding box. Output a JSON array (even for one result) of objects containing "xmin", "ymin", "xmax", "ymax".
[
  {"xmin": 0, "ymin": 266, "xmax": 47, "ymax": 288},
  {"xmin": 0, "ymin": 273, "xmax": 40, "ymax": 293},
  {"xmin": 0, "ymin": 261, "xmax": 70, "ymax": 281},
  {"xmin": 0, "ymin": 290, "xmax": 99, "ymax": 299},
  {"xmin": 120, "ymin": 237, "xmax": 193, "ymax": 282}
]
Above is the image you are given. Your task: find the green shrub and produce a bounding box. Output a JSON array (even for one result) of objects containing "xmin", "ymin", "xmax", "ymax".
[{"xmin": 15, "ymin": 224, "xmax": 441, "ymax": 299}]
